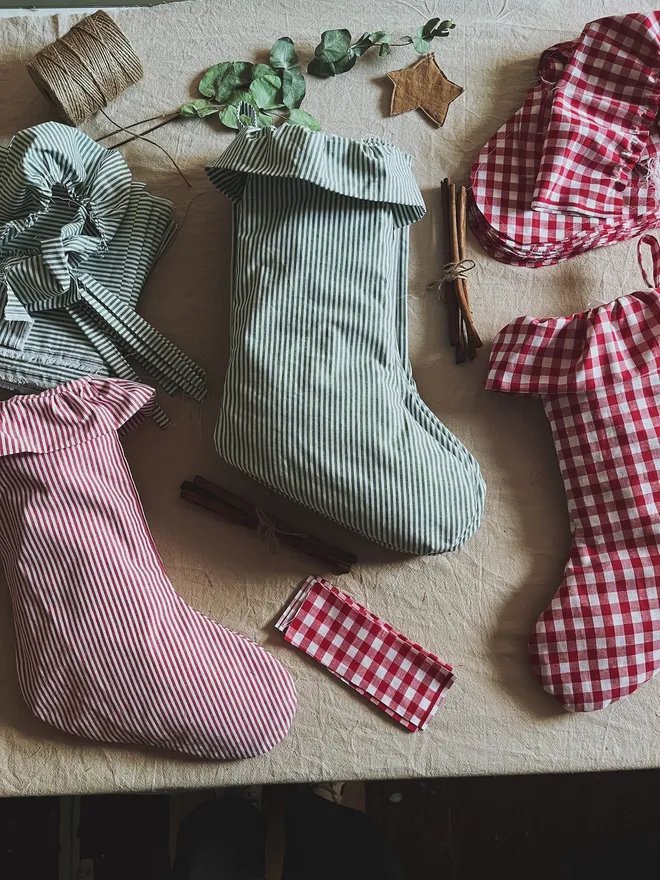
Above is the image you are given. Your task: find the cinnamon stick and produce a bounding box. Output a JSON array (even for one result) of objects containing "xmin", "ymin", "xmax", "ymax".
[
  {"xmin": 193, "ymin": 476, "xmax": 355, "ymax": 560},
  {"xmin": 180, "ymin": 485, "xmax": 255, "ymax": 528},
  {"xmin": 457, "ymin": 186, "xmax": 482, "ymax": 357},
  {"xmin": 440, "ymin": 177, "xmax": 483, "ymax": 362},
  {"xmin": 448, "ymin": 182, "xmax": 466, "ymax": 363},
  {"xmin": 441, "ymin": 179, "xmax": 460, "ymax": 348},
  {"xmin": 193, "ymin": 475, "xmax": 255, "ymax": 518},
  {"xmin": 180, "ymin": 477, "xmax": 357, "ymax": 574}
]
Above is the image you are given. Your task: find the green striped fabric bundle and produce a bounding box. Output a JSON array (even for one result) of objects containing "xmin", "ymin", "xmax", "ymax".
[
  {"xmin": 0, "ymin": 122, "xmax": 206, "ymax": 426},
  {"xmin": 207, "ymin": 121, "xmax": 485, "ymax": 554}
]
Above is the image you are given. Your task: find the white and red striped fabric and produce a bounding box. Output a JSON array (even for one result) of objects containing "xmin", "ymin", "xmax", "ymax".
[
  {"xmin": 470, "ymin": 13, "xmax": 660, "ymax": 267},
  {"xmin": 486, "ymin": 235, "xmax": 660, "ymax": 711},
  {"xmin": 276, "ymin": 576, "xmax": 455, "ymax": 731},
  {"xmin": 0, "ymin": 377, "xmax": 296, "ymax": 759}
]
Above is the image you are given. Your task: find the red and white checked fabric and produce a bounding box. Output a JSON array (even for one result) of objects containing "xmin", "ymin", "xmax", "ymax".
[
  {"xmin": 470, "ymin": 13, "xmax": 660, "ymax": 267},
  {"xmin": 0, "ymin": 377, "xmax": 296, "ymax": 758},
  {"xmin": 275, "ymin": 576, "xmax": 454, "ymax": 730},
  {"xmin": 486, "ymin": 235, "xmax": 660, "ymax": 711}
]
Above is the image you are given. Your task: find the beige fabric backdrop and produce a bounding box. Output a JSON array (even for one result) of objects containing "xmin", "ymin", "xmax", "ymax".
[{"xmin": 0, "ymin": 0, "xmax": 657, "ymax": 796}]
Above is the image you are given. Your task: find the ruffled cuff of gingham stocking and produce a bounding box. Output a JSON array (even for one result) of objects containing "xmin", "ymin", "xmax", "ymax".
[{"xmin": 531, "ymin": 12, "xmax": 660, "ymax": 219}]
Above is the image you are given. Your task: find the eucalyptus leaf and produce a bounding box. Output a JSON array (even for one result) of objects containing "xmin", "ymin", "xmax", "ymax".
[
  {"xmin": 220, "ymin": 104, "xmax": 239, "ymax": 129},
  {"xmin": 226, "ymin": 89, "xmax": 250, "ymax": 106},
  {"xmin": 351, "ymin": 32, "xmax": 374, "ymax": 57},
  {"xmin": 233, "ymin": 61, "xmax": 254, "ymax": 84},
  {"xmin": 252, "ymin": 63, "xmax": 275, "ymax": 79},
  {"xmin": 282, "ymin": 66, "xmax": 306, "ymax": 108},
  {"xmin": 413, "ymin": 27, "xmax": 431, "ymax": 54},
  {"xmin": 270, "ymin": 36, "xmax": 298, "ymax": 69},
  {"xmin": 258, "ymin": 111, "xmax": 275, "ymax": 126},
  {"xmin": 307, "ymin": 56, "xmax": 337, "ymax": 77},
  {"xmin": 331, "ymin": 50, "xmax": 357, "ymax": 75},
  {"xmin": 378, "ymin": 42, "xmax": 391, "ymax": 56},
  {"xmin": 249, "ymin": 73, "xmax": 283, "ymax": 109},
  {"xmin": 434, "ymin": 19, "xmax": 456, "ymax": 36},
  {"xmin": 215, "ymin": 70, "xmax": 239, "ymax": 103},
  {"xmin": 315, "ymin": 28, "xmax": 352, "ymax": 62},
  {"xmin": 199, "ymin": 61, "xmax": 235, "ymax": 101},
  {"xmin": 308, "ymin": 49, "xmax": 357, "ymax": 77},
  {"xmin": 369, "ymin": 31, "xmax": 392, "ymax": 44},
  {"xmin": 287, "ymin": 108, "xmax": 321, "ymax": 130},
  {"xmin": 422, "ymin": 17, "xmax": 440, "ymax": 39},
  {"xmin": 179, "ymin": 98, "xmax": 219, "ymax": 118}
]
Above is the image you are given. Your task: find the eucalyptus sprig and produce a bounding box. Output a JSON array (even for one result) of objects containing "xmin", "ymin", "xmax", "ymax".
[
  {"xmin": 180, "ymin": 38, "xmax": 321, "ymax": 131},
  {"xmin": 308, "ymin": 18, "xmax": 456, "ymax": 77},
  {"xmin": 117, "ymin": 19, "xmax": 455, "ymax": 142}
]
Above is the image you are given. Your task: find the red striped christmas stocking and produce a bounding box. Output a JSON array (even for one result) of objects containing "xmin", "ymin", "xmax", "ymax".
[{"xmin": 0, "ymin": 377, "xmax": 296, "ymax": 758}]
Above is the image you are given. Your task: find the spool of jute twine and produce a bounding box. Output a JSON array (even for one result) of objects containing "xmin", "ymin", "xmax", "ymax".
[{"xmin": 26, "ymin": 10, "xmax": 143, "ymax": 126}]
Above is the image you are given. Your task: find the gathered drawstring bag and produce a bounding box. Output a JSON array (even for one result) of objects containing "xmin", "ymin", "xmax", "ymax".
[
  {"xmin": 206, "ymin": 117, "xmax": 485, "ymax": 555},
  {"xmin": 0, "ymin": 377, "xmax": 296, "ymax": 758},
  {"xmin": 470, "ymin": 12, "xmax": 660, "ymax": 267},
  {"xmin": 0, "ymin": 122, "xmax": 206, "ymax": 426}
]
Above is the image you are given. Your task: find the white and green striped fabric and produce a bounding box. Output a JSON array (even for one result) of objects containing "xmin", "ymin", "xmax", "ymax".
[
  {"xmin": 0, "ymin": 122, "xmax": 206, "ymax": 426},
  {"xmin": 207, "ymin": 121, "xmax": 485, "ymax": 555}
]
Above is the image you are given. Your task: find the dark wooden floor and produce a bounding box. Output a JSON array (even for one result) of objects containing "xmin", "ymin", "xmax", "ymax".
[{"xmin": 2, "ymin": 770, "xmax": 660, "ymax": 879}]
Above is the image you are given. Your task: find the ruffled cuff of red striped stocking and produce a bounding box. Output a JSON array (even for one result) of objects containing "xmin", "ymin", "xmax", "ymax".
[{"xmin": 0, "ymin": 377, "xmax": 155, "ymax": 456}]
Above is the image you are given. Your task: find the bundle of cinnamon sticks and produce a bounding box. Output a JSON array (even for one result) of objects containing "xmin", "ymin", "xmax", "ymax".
[
  {"xmin": 440, "ymin": 178, "xmax": 482, "ymax": 362},
  {"xmin": 180, "ymin": 475, "xmax": 357, "ymax": 574}
]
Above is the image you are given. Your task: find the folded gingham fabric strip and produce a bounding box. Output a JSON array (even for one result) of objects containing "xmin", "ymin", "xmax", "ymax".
[
  {"xmin": 276, "ymin": 576, "xmax": 455, "ymax": 730},
  {"xmin": 470, "ymin": 12, "xmax": 660, "ymax": 267}
]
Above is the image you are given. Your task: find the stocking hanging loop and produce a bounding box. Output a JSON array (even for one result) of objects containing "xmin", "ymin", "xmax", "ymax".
[{"xmin": 637, "ymin": 234, "xmax": 660, "ymax": 288}]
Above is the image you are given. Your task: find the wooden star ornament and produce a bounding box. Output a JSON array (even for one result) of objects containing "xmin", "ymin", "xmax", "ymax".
[{"xmin": 387, "ymin": 53, "xmax": 463, "ymax": 126}]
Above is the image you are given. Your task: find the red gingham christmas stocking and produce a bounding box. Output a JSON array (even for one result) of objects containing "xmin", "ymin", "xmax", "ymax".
[
  {"xmin": 486, "ymin": 236, "xmax": 660, "ymax": 711},
  {"xmin": 0, "ymin": 377, "xmax": 296, "ymax": 758}
]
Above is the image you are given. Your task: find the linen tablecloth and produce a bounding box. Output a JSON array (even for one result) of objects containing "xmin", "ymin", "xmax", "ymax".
[{"xmin": 0, "ymin": 0, "xmax": 656, "ymax": 796}]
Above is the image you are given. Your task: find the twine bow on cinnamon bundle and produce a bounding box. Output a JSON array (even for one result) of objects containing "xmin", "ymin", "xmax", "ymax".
[{"xmin": 431, "ymin": 179, "xmax": 482, "ymax": 362}]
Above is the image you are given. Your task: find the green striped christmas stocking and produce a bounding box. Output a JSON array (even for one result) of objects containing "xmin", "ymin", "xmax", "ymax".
[{"xmin": 207, "ymin": 118, "xmax": 484, "ymax": 554}]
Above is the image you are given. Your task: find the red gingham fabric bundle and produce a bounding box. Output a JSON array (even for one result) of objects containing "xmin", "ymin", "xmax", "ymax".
[
  {"xmin": 486, "ymin": 235, "xmax": 660, "ymax": 711},
  {"xmin": 0, "ymin": 377, "xmax": 296, "ymax": 758},
  {"xmin": 470, "ymin": 13, "xmax": 660, "ymax": 268},
  {"xmin": 275, "ymin": 576, "xmax": 455, "ymax": 730}
]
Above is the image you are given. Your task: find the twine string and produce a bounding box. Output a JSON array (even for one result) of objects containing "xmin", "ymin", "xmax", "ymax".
[
  {"xmin": 427, "ymin": 258, "xmax": 476, "ymax": 291},
  {"xmin": 27, "ymin": 14, "xmax": 190, "ymax": 184},
  {"xmin": 99, "ymin": 109, "xmax": 192, "ymax": 187},
  {"xmin": 27, "ymin": 11, "xmax": 143, "ymax": 126},
  {"xmin": 255, "ymin": 508, "xmax": 307, "ymax": 555}
]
